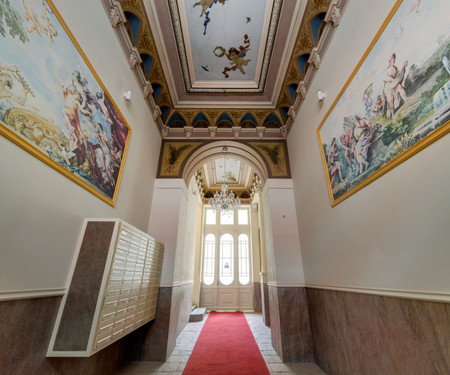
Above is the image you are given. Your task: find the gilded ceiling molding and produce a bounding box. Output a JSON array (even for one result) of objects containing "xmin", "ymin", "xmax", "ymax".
[
  {"xmin": 102, "ymin": 0, "xmax": 347, "ymax": 139},
  {"xmin": 278, "ymin": 0, "xmax": 348, "ymax": 135}
]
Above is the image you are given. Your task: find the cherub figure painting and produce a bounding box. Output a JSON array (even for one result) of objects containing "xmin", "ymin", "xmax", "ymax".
[{"xmin": 214, "ymin": 34, "xmax": 251, "ymax": 78}]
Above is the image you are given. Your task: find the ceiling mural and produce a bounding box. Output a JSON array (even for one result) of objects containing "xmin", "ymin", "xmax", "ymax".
[
  {"xmin": 214, "ymin": 157, "xmax": 241, "ymax": 184},
  {"xmin": 103, "ymin": 0, "xmax": 346, "ymax": 139},
  {"xmin": 174, "ymin": 0, "xmax": 277, "ymax": 90}
]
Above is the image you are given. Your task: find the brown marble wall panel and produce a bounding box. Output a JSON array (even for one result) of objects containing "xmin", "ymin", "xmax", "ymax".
[
  {"xmin": 127, "ymin": 286, "xmax": 172, "ymax": 361},
  {"xmin": 261, "ymin": 282, "xmax": 270, "ymax": 326},
  {"xmin": 269, "ymin": 286, "xmax": 314, "ymax": 362},
  {"xmin": 268, "ymin": 285, "xmax": 282, "ymax": 354},
  {"xmin": 127, "ymin": 283, "xmax": 193, "ymax": 361},
  {"xmin": 0, "ymin": 296, "xmax": 127, "ymax": 375},
  {"xmin": 54, "ymin": 221, "xmax": 114, "ymax": 351},
  {"xmin": 253, "ymin": 282, "xmax": 262, "ymax": 312},
  {"xmin": 306, "ymin": 288, "xmax": 450, "ymax": 375}
]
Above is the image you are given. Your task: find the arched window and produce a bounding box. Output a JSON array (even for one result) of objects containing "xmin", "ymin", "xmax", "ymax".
[
  {"xmin": 203, "ymin": 234, "xmax": 215, "ymax": 285},
  {"xmin": 238, "ymin": 234, "xmax": 250, "ymax": 285},
  {"xmin": 219, "ymin": 234, "xmax": 234, "ymax": 285}
]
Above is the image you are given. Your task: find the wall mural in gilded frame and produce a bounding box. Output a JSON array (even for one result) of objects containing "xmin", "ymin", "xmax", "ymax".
[
  {"xmin": 0, "ymin": 0, "xmax": 131, "ymax": 206},
  {"xmin": 317, "ymin": 0, "xmax": 450, "ymax": 206}
]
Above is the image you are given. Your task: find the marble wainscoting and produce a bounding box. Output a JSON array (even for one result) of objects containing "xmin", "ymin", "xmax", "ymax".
[
  {"xmin": 268, "ymin": 285, "xmax": 314, "ymax": 362},
  {"xmin": 261, "ymin": 282, "xmax": 270, "ymax": 326},
  {"xmin": 0, "ymin": 296, "xmax": 128, "ymax": 375},
  {"xmin": 306, "ymin": 288, "xmax": 450, "ymax": 375},
  {"xmin": 127, "ymin": 282, "xmax": 193, "ymax": 361},
  {"xmin": 253, "ymin": 282, "xmax": 262, "ymax": 313}
]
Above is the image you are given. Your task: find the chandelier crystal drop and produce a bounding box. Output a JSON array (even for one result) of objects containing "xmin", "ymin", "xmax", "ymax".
[{"xmin": 210, "ymin": 184, "xmax": 241, "ymax": 214}]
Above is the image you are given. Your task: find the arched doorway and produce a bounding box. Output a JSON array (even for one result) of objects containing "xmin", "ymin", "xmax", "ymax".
[{"xmin": 181, "ymin": 141, "xmax": 269, "ymax": 311}]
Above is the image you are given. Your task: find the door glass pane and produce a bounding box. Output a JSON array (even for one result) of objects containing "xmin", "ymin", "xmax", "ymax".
[
  {"xmin": 220, "ymin": 211, "xmax": 234, "ymax": 225},
  {"xmin": 205, "ymin": 209, "xmax": 216, "ymax": 225},
  {"xmin": 238, "ymin": 209, "xmax": 248, "ymax": 225},
  {"xmin": 238, "ymin": 234, "xmax": 250, "ymax": 285},
  {"xmin": 203, "ymin": 234, "xmax": 215, "ymax": 285},
  {"xmin": 220, "ymin": 234, "xmax": 234, "ymax": 285}
]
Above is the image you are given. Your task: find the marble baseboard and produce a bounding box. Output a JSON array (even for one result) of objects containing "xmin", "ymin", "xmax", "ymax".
[
  {"xmin": 268, "ymin": 285, "xmax": 314, "ymax": 362},
  {"xmin": 261, "ymin": 282, "xmax": 270, "ymax": 326},
  {"xmin": 0, "ymin": 296, "xmax": 127, "ymax": 375},
  {"xmin": 306, "ymin": 288, "xmax": 450, "ymax": 374},
  {"xmin": 253, "ymin": 282, "xmax": 262, "ymax": 313}
]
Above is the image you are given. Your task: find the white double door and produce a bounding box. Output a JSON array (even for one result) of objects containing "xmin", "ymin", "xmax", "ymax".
[{"xmin": 200, "ymin": 231, "xmax": 253, "ymax": 311}]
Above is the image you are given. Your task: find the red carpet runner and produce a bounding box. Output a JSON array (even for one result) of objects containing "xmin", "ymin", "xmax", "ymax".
[{"xmin": 183, "ymin": 312, "xmax": 270, "ymax": 375}]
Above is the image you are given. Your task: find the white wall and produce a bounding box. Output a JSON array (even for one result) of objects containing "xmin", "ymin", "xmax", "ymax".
[
  {"xmin": 262, "ymin": 180, "xmax": 305, "ymax": 286},
  {"xmin": 147, "ymin": 178, "xmax": 199, "ymax": 286},
  {"xmin": 0, "ymin": 0, "xmax": 161, "ymax": 295},
  {"xmin": 289, "ymin": 0, "xmax": 450, "ymax": 299}
]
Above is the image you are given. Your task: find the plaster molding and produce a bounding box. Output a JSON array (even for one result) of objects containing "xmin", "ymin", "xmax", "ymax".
[
  {"xmin": 305, "ymin": 283, "xmax": 450, "ymax": 303},
  {"xmin": 152, "ymin": 107, "xmax": 162, "ymax": 121},
  {"xmin": 128, "ymin": 47, "xmax": 142, "ymax": 69},
  {"xmin": 162, "ymin": 125, "xmax": 170, "ymax": 138},
  {"xmin": 184, "ymin": 126, "xmax": 193, "ymax": 139},
  {"xmin": 296, "ymin": 80, "xmax": 307, "ymax": 99},
  {"xmin": 309, "ymin": 47, "xmax": 321, "ymax": 70},
  {"xmin": 143, "ymin": 81, "xmax": 153, "ymax": 98},
  {"xmin": 109, "ymin": 1, "xmax": 126, "ymax": 28},
  {"xmin": 209, "ymin": 126, "xmax": 217, "ymax": 138},
  {"xmin": 325, "ymin": 0, "xmax": 342, "ymax": 27},
  {"xmin": 287, "ymin": 106, "xmax": 296, "ymax": 120},
  {"xmin": 0, "ymin": 288, "xmax": 66, "ymax": 301},
  {"xmin": 233, "ymin": 126, "xmax": 241, "ymax": 139},
  {"xmin": 256, "ymin": 126, "xmax": 265, "ymax": 138}
]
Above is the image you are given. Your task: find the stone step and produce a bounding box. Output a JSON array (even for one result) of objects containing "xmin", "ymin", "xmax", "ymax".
[{"xmin": 189, "ymin": 307, "xmax": 206, "ymax": 322}]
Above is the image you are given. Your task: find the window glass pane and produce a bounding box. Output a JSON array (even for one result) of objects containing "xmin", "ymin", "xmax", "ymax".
[
  {"xmin": 238, "ymin": 234, "xmax": 250, "ymax": 285},
  {"xmin": 238, "ymin": 209, "xmax": 248, "ymax": 225},
  {"xmin": 205, "ymin": 209, "xmax": 216, "ymax": 225},
  {"xmin": 203, "ymin": 234, "xmax": 215, "ymax": 285},
  {"xmin": 220, "ymin": 211, "xmax": 234, "ymax": 225},
  {"xmin": 220, "ymin": 234, "xmax": 234, "ymax": 285}
]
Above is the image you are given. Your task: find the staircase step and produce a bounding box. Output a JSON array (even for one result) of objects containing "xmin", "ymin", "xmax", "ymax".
[{"xmin": 189, "ymin": 307, "xmax": 206, "ymax": 322}]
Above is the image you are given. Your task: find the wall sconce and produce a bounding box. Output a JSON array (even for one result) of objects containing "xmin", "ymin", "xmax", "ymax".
[
  {"xmin": 317, "ymin": 90, "xmax": 326, "ymax": 102},
  {"xmin": 123, "ymin": 90, "xmax": 132, "ymax": 102}
]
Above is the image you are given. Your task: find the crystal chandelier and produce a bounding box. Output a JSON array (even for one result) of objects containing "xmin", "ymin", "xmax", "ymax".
[
  {"xmin": 210, "ymin": 184, "xmax": 241, "ymax": 214},
  {"xmin": 209, "ymin": 150, "xmax": 241, "ymax": 214}
]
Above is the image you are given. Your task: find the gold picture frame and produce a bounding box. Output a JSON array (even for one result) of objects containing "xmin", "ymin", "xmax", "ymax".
[
  {"xmin": 0, "ymin": 0, "xmax": 131, "ymax": 206},
  {"xmin": 317, "ymin": 0, "xmax": 450, "ymax": 206}
]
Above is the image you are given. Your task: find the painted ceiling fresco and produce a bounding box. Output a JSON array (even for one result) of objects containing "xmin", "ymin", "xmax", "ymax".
[
  {"xmin": 179, "ymin": 0, "xmax": 272, "ymax": 87},
  {"xmin": 104, "ymin": 0, "xmax": 347, "ymax": 139}
]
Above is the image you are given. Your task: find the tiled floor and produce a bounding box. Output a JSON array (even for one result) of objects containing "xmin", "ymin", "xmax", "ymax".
[{"xmin": 114, "ymin": 312, "xmax": 326, "ymax": 375}]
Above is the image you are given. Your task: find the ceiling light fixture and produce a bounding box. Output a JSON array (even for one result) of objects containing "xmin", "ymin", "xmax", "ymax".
[{"xmin": 209, "ymin": 148, "xmax": 241, "ymax": 215}]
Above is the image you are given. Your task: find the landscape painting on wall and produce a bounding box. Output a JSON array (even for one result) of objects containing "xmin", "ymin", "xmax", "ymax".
[
  {"xmin": 0, "ymin": 0, "xmax": 131, "ymax": 206},
  {"xmin": 317, "ymin": 0, "xmax": 450, "ymax": 206}
]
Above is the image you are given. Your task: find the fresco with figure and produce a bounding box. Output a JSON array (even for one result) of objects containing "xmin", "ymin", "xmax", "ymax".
[
  {"xmin": 0, "ymin": 0, "xmax": 131, "ymax": 206},
  {"xmin": 318, "ymin": 0, "xmax": 450, "ymax": 206}
]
